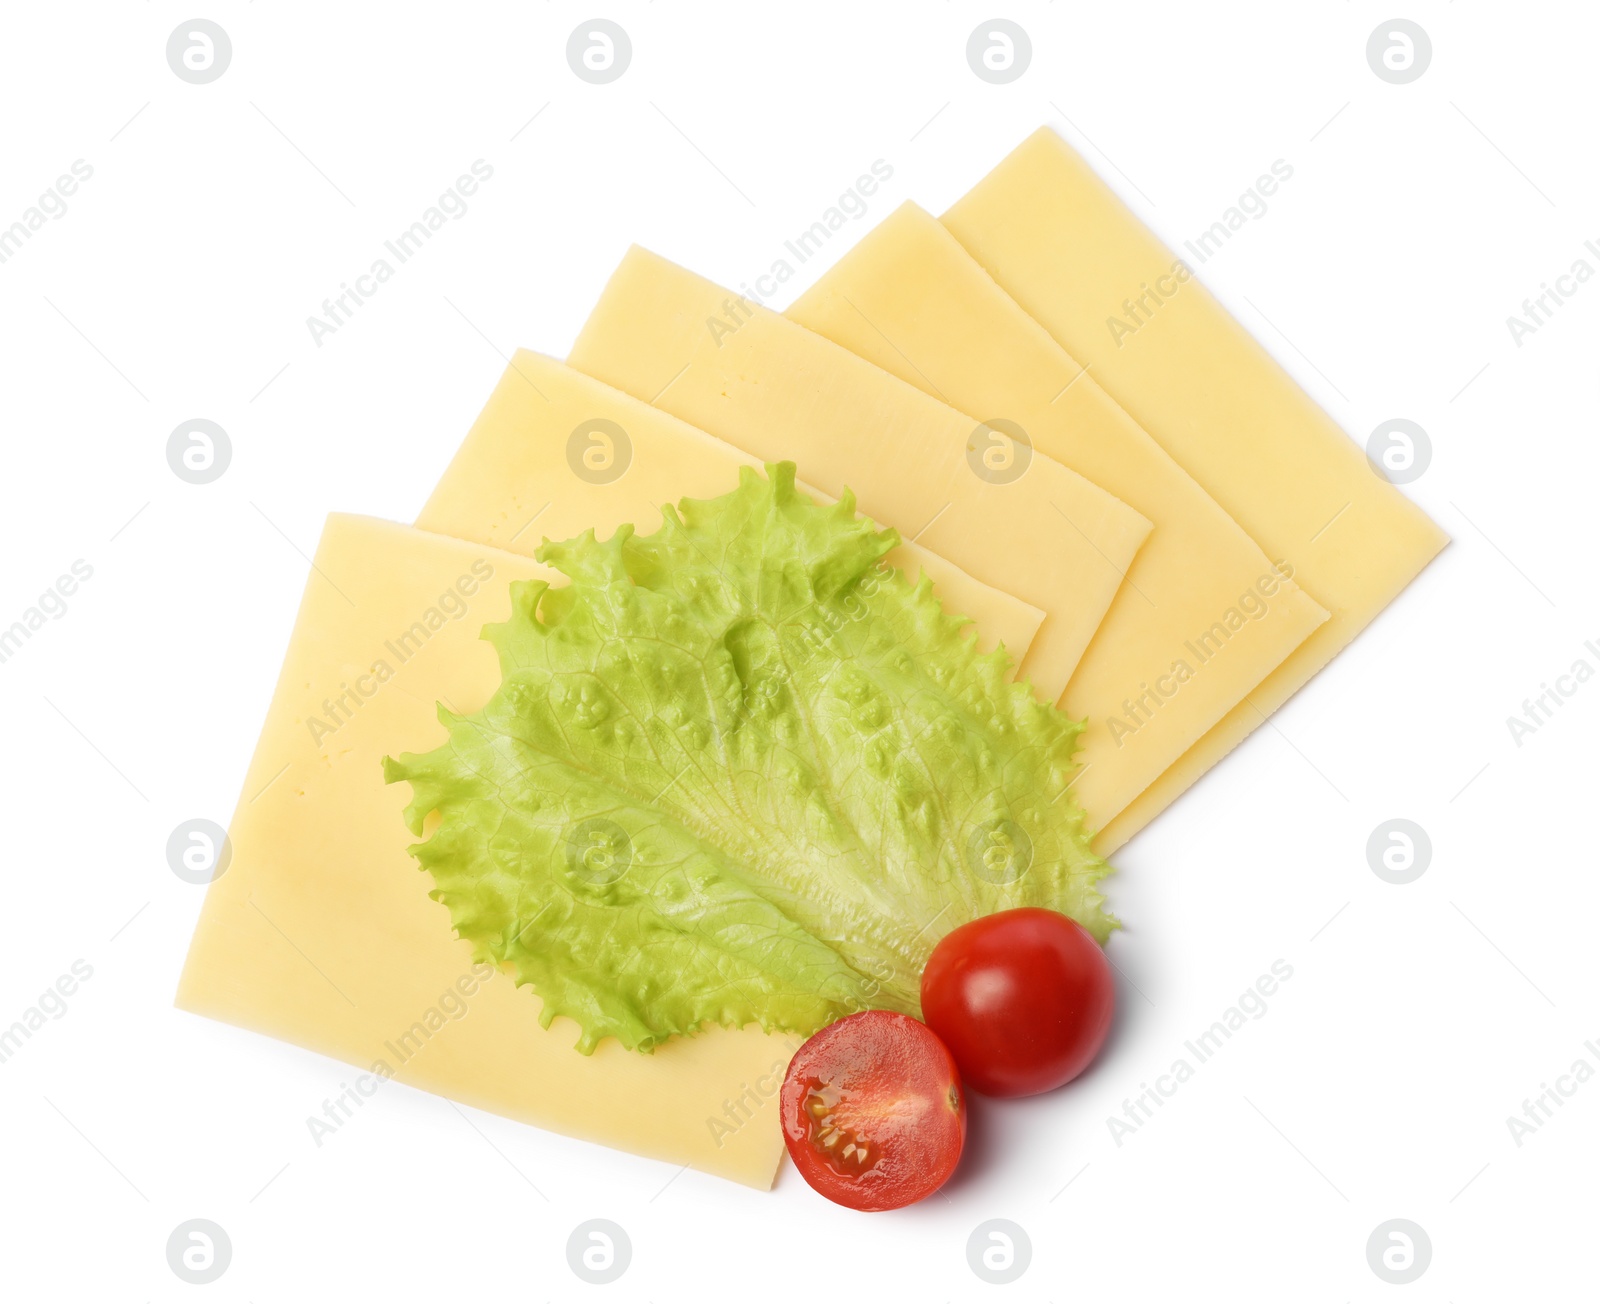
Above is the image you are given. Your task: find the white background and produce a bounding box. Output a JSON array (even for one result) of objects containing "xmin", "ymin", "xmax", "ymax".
[{"xmin": 1, "ymin": 2, "xmax": 1594, "ymax": 1298}]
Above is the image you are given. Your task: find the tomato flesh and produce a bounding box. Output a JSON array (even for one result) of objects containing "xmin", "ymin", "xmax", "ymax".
[
  {"xmin": 780, "ymin": 1010, "xmax": 965, "ymax": 1211},
  {"xmin": 921, "ymin": 907, "xmax": 1114, "ymax": 1098}
]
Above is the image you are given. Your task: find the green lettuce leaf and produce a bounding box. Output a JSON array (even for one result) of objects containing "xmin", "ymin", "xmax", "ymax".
[{"xmin": 385, "ymin": 464, "xmax": 1113, "ymax": 1052}]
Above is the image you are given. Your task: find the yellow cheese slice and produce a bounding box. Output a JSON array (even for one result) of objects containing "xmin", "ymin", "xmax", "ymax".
[
  {"xmin": 944, "ymin": 129, "xmax": 1448, "ymax": 851},
  {"xmin": 176, "ymin": 515, "xmax": 792, "ymax": 1188},
  {"xmin": 566, "ymin": 247, "xmax": 1153, "ymax": 704},
  {"xmin": 787, "ymin": 203, "xmax": 1329, "ymax": 832},
  {"xmin": 416, "ymin": 350, "xmax": 1045, "ymax": 661}
]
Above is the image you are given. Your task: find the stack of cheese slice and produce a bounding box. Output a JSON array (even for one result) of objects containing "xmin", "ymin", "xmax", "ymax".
[
  {"xmin": 177, "ymin": 127, "xmax": 1446, "ymax": 1189},
  {"xmin": 940, "ymin": 130, "xmax": 1447, "ymax": 846},
  {"xmin": 177, "ymin": 359, "xmax": 1038, "ymax": 1190}
]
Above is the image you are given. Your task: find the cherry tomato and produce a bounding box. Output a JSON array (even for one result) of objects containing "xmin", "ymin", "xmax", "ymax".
[
  {"xmin": 780, "ymin": 1010, "xmax": 966, "ymax": 1211},
  {"xmin": 921, "ymin": 907, "xmax": 1114, "ymax": 1098}
]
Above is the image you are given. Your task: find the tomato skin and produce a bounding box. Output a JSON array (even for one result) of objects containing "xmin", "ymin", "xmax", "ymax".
[
  {"xmin": 780, "ymin": 1010, "xmax": 966, "ymax": 1211},
  {"xmin": 921, "ymin": 908, "xmax": 1114, "ymax": 1098}
]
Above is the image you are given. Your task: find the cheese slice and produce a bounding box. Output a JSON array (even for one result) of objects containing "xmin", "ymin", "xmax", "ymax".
[
  {"xmin": 944, "ymin": 129, "xmax": 1448, "ymax": 851},
  {"xmin": 417, "ymin": 350, "xmax": 1045, "ymax": 661},
  {"xmin": 566, "ymin": 246, "xmax": 1153, "ymax": 703},
  {"xmin": 787, "ymin": 203, "xmax": 1329, "ymax": 832},
  {"xmin": 176, "ymin": 515, "xmax": 793, "ymax": 1188}
]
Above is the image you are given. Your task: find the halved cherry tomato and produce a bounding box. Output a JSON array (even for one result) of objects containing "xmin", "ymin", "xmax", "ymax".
[
  {"xmin": 921, "ymin": 907, "xmax": 1114, "ymax": 1098},
  {"xmin": 780, "ymin": 1010, "xmax": 965, "ymax": 1211}
]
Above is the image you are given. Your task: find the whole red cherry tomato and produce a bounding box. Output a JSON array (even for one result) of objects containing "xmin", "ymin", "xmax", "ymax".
[
  {"xmin": 779, "ymin": 1010, "xmax": 966, "ymax": 1211},
  {"xmin": 921, "ymin": 908, "xmax": 1114, "ymax": 1097}
]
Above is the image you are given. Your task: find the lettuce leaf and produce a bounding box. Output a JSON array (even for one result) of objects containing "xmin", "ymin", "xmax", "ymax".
[{"xmin": 385, "ymin": 464, "xmax": 1112, "ymax": 1052}]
